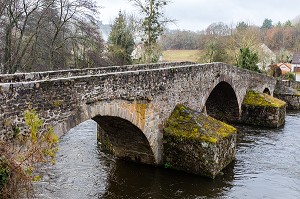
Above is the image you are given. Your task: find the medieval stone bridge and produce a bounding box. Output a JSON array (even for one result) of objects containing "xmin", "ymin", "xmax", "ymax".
[{"xmin": 0, "ymin": 62, "xmax": 276, "ymax": 165}]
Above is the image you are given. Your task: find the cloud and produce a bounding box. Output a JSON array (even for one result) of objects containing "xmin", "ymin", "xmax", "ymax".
[{"xmin": 97, "ymin": 0, "xmax": 300, "ymax": 31}]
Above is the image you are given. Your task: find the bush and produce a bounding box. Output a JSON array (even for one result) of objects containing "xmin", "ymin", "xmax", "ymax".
[
  {"xmin": 0, "ymin": 157, "xmax": 10, "ymax": 189},
  {"xmin": 0, "ymin": 108, "xmax": 59, "ymax": 198},
  {"xmin": 283, "ymin": 72, "xmax": 295, "ymax": 81},
  {"xmin": 0, "ymin": 143, "xmax": 31, "ymax": 198}
]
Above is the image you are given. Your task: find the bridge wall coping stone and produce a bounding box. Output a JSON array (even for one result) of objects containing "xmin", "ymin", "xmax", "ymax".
[{"xmin": 0, "ymin": 61, "xmax": 194, "ymax": 83}]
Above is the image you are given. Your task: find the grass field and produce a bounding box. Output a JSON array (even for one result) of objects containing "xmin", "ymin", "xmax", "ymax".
[{"xmin": 162, "ymin": 50, "xmax": 201, "ymax": 62}]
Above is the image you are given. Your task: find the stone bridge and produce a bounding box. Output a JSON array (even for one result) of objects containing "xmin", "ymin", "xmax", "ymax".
[{"xmin": 0, "ymin": 62, "xmax": 276, "ymax": 165}]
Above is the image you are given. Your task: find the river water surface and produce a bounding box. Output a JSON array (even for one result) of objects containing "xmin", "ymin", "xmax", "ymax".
[{"xmin": 36, "ymin": 112, "xmax": 300, "ymax": 199}]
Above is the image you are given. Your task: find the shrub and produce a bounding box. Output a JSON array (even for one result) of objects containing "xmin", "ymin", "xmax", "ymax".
[
  {"xmin": 0, "ymin": 107, "xmax": 59, "ymax": 198},
  {"xmin": 283, "ymin": 72, "xmax": 295, "ymax": 81},
  {"xmin": 0, "ymin": 157, "xmax": 10, "ymax": 189}
]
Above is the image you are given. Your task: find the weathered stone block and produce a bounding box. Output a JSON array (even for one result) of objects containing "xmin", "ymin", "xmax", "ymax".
[
  {"xmin": 163, "ymin": 105, "xmax": 237, "ymax": 179},
  {"xmin": 274, "ymin": 80, "xmax": 300, "ymax": 110},
  {"xmin": 274, "ymin": 94, "xmax": 300, "ymax": 110},
  {"xmin": 241, "ymin": 90, "xmax": 286, "ymax": 127}
]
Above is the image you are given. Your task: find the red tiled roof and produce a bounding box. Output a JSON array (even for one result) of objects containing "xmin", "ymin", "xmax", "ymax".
[{"xmin": 278, "ymin": 63, "xmax": 292, "ymax": 69}]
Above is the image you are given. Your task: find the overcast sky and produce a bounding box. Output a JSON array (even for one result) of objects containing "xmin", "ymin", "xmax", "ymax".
[{"xmin": 97, "ymin": 0, "xmax": 300, "ymax": 31}]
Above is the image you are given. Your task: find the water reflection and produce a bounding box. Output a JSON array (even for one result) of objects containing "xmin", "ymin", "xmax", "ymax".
[
  {"xmin": 36, "ymin": 112, "xmax": 300, "ymax": 199},
  {"xmin": 102, "ymin": 160, "xmax": 234, "ymax": 199}
]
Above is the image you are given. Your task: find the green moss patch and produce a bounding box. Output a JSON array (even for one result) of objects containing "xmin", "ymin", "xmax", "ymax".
[
  {"xmin": 52, "ymin": 100, "xmax": 63, "ymax": 108},
  {"xmin": 0, "ymin": 156, "xmax": 10, "ymax": 189},
  {"xmin": 164, "ymin": 104, "xmax": 236, "ymax": 144},
  {"xmin": 295, "ymin": 89, "xmax": 300, "ymax": 96},
  {"xmin": 243, "ymin": 90, "xmax": 286, "ymax": 108}
]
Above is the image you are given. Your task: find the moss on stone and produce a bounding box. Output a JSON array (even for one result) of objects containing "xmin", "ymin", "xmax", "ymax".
[
  {"xmin": 164, "ymin": 104, "xmax": 237, "ymax": 144},
  {"xmin": 295, "ymin": 89, "xmax": 300, "ymax": 96},
  {"xmin": 52, "ymin": 100, "xmax": 63, "ymax": 107},
  {"xmin": 243, "ymin": 90, "xmax": 286, "ymax": 108}
]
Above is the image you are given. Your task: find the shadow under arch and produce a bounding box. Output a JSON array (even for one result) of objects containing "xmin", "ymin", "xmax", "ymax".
[
  {"xmin": 205, "ymin": 81, "xmax": 239, "ymax": 122},
  {"xmin": 93, "ymin": 115, "xmax": 156, "ymax": 165},
  {"xmin": 263, "ymin": 88, "xmax": 271, "ymax": 95}
]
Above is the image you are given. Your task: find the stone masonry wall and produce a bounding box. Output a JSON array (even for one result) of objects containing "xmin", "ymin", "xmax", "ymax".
[
  {"xmin": 275, "ymin": 80, "xmax": 300, "ymax": 110},
  {"xmin": 277, "ymin": 80, "xmax": 300, "ymax": 90}
]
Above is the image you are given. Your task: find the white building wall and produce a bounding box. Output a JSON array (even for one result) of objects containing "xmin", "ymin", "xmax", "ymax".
[{"xmin": 296, "ymin": 73, "xmax": 300, "ymax": 82}]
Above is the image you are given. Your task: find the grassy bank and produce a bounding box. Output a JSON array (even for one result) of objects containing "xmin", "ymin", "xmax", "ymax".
[{"xmin": 162, "ymin": 50, "xmax": 201, "ymax": 62}]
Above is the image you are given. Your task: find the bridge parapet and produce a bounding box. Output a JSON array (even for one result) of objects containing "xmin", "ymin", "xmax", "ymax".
[{"xmin": 0, "ymin": 61, "xmax": 194, "ymax": 83}]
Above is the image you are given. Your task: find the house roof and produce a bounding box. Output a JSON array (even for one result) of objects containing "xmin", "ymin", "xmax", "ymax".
[
  {"xmin": 292, "ymin": 53, "xmax": 300, "ymax": 64},
  {"xmin": 278, "ymin": 63, "xmax": 292, "ymax": 69},
  {"xmin": 260, "ymin": 43, "xmax": 276, "ymax": 58}
]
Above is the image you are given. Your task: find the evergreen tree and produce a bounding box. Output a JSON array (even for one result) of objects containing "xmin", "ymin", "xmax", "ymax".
[
  {"xmin": 108, "ymin": 11, "xmax": 135, "ymax": 65},
  {"xmin": 236, "ymin": 21, "xmax": 249, "ymax": 31},
  {"xmin": 236, "ymin": 47, "xmax": 259, "ymax": 72},
  {"xmin": 261, "ymin": 18, "xmax": 273, "ymax": 29},
  {"xmin": 284, "ymin": 20, "xmax": 293, "ymax": 27}
]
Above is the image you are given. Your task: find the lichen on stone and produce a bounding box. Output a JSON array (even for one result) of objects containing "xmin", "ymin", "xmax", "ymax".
[
  {"xmin": 52, "ymin": 100, "xmax": 63, "ymax": 107},
  {"xmin": 164, "ymin": 104, "xmax": 237, "ymax": 144},
  {"xmin": 243, "ymin": 90, "xmax": 286, "ymax": 108}
]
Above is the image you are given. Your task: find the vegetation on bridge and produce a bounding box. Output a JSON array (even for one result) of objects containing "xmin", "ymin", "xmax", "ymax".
[
  {"xmin": 243, "ymin": 90, "xmax": 286, "ymax": 107},
  {"xmin": 241, "ymin": 90, "xmax": 286, "ymax": 128},
  {"xmin": 164, "ymin": 104, "xmax": 236, "ymax": 144},
  {"xmin": 163, "ymin": 104, "xmax": 237, "ymax": 178}
]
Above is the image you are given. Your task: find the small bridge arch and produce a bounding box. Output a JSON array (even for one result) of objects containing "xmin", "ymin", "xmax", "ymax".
[{"xmin": 263, "ymin": 88, "xmax": 271, "ymax": 95}]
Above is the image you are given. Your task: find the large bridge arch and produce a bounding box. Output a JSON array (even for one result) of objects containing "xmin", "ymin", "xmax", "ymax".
[
  {"xmin": 51, "ymin": 100, "xmax": 161, "ymax": 165},
  {"xmin": 204, "ymin": 81, "xmax": 240, "ymax": 122},
  {"xmin": 93, "ymin": 115, "xmax": 155, "ymax": 164}
]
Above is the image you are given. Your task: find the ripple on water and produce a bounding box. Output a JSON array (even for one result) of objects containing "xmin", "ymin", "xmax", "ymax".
[{"xmin": 36, "ymin": 112, "xmax": 300, "ymax": 199}]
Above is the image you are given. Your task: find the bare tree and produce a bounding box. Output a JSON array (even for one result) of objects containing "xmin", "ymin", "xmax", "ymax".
[{"xmin": 0, "ymin": 0, "xmax": 106, "ymax": 73}]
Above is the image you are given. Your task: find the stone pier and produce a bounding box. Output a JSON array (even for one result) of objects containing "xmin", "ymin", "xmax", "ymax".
[
  {"xmin": 163, "ymin": 105, "xmax": 237, "ymax": 179},
  {"xmin": 241, "ymin": 90, "xmax": 286, "ymax": 128}
]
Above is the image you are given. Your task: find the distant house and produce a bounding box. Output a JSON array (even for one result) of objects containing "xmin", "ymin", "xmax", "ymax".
[
  {"xmin": 278, "ymin": 63, "xmax": 292, "ymax": 74},
  {"xmin": 131, "ymin": 43, "xmax": 144, "ymax": 61},
  {"xmin": 131, "ymin": 43, "xmax": 163, "ymax": 62},
  {"xmin": 258, "ymin": 44, "xmax": 276, "ymax": 71},
  {"xmin": 291, "ymin": 52, "xmax": 300, "ymax": 81}
]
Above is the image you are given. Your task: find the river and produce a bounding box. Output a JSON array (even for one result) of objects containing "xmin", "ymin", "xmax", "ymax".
[{"xmin": 36, "ymin": 111, "xmax": 300, "ymax": 199}]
